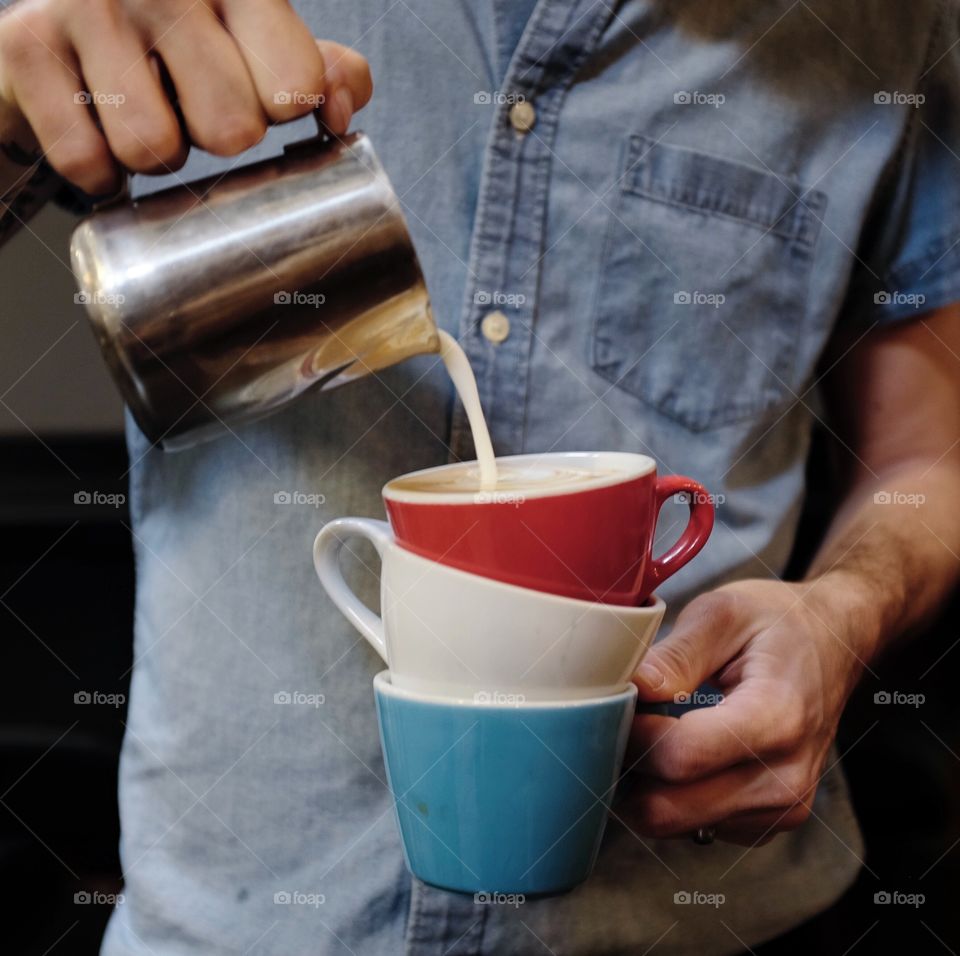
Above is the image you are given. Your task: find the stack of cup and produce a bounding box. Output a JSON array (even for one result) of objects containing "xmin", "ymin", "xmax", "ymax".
[{"xmin": 313, "ymin": 452, "xmax": 714, "ymax": 895}]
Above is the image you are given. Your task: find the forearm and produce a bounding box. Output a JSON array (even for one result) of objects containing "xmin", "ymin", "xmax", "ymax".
[{"xmin": 804, "ymin": 457, "xmax": 960, "ymax": 657}]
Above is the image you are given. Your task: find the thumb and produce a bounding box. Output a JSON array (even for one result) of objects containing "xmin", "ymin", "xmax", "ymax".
[
  {"xmin": 315, "ymin": 40, "xmax": 373, "ymax": 134},
  {"xmin": 634, "ymin": 592, "xmax": 747, "ymax": 702}
]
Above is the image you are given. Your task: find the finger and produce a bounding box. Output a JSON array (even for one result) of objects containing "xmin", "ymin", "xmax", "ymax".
[
  {"xmin": 630, "ymin": 680, "xmax": 805, "ymax": 781},
  {"xmin": 714, "ymin": 805, "xmax": 813, "ymax": 846},
  {"xmin": 624, "ymin": 707, "xmax": 676, "ymax": 766},
  {"xmin": 634, "ymin": 591, "xmax": 751, "ymax": 702},
  {"xmin": 0, "ymin": 13, "xmax": 118, "ymax": 193},
  {"xmin": 314, "ymin": 40, "xmax": 373, "ymax": 134},
  {"xmin": 149, "ymin": 3, "xmax": 266, "ymax": 156},
  {"xmin": 220, "ymin": 0, "xmax": 326, "ymax": 122},
  {"xmin": 623, "ymin": 760, "xmax": 800, "ymax": 838},
  {"xmin": 0, "ymin": 101, "xmax": 38, "ymax": 158},
  {"xmin": 67, "ymin": 11, "xmax": 186, "ymax": 174}
]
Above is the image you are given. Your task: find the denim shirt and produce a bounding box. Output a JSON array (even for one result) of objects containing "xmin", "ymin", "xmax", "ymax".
[{"xmin": 104, "ymin": 1, "xmax": 960, "ymax": 953}]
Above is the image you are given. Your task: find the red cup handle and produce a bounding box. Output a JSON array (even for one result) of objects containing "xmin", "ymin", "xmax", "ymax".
[{"xmin": 639, "ymin": 476, "xmax": 715, "ymax": 600}]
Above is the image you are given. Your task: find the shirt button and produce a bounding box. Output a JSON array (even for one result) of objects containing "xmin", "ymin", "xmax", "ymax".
[
  {"xmin": 481, "ymin": 311, "xmax": 511, "ymax": 344},
  {"xmin": 508, "ymin": 100, "xmax": 536, "ymax": 133}
]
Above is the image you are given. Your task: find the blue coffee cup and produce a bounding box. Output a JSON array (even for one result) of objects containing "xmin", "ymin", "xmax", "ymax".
[{"xmin": 374, "ymin": 671, "xmax": 637, "ymax": 895}]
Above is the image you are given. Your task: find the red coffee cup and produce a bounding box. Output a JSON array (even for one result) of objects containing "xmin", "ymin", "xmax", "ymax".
[{"xmin": 382, "ymin": 452, "xmax": 714, "ymax": 606}]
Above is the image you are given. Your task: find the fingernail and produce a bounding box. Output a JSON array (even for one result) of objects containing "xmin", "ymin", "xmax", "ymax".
[
  {"xmin": 638, "ymin": 663, "xmax": 665, "ymax": 690},
  {"xmin": 331, "ymin": 86, "xmax": 354, "ymax": 133}
]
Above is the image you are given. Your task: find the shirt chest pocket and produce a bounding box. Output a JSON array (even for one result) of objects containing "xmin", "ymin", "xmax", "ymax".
[{"xmin": 591, "ymin": 136, "xmax": 827, "ymax": 432}]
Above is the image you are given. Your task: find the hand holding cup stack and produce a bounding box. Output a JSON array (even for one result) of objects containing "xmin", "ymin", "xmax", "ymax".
[{"xmin": 313, "ymin": 334, "xmax": 715, "ymax": 894}]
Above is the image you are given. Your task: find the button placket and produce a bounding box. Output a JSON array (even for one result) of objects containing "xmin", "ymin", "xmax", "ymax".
[
  {"xmin": 451, "ymin": 0, "xmax": 616, "ymax": 464},
  {"xmin": 420, "ymin": 4, "xmax": 620, "ymax": 956},
  {"xmin": 404, "ymin": 878, "xmax": 486, "ymax": 956}
]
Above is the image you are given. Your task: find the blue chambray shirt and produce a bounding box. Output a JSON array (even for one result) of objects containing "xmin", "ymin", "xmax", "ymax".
[{"xmin": 103, "ymin": 1, "xmax": 960, "ymax": 953}]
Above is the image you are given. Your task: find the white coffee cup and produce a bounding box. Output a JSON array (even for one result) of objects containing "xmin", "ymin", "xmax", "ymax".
[{"xmin": 313, "ymin": 517, "xmax": 666, "ymax": 700}]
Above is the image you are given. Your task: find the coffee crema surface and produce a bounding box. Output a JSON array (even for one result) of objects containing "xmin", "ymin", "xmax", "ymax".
[{"xmin": 386, "ymin": 461, "xmax": 627, "ymax": 496}]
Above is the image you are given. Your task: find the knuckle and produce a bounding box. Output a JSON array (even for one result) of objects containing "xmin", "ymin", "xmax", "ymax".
[
  {"xmin": 199, "ymin": 114, "xmax": 266, "ymax": 156},
  {"xmin": 653, "ymin": 640, "xmax": 699, "ymax": 685},
  {"xmin": 265, "ymin": 50, "xmax": 328, "ymax": 120},
  {"xmin": 0, "ymin": 8, "xmax": 54, "ymax": 66},
  {"xmin": 265, "ymin": 87, "xmax": 316, "ymax": 121},
  {"xmin": 772, "ymin": 695, "xmax": 808, "ymax": 750},
  {"xmin": 656, "ymin": 739, "xmax": 709, "ymax": 784},
  {"xmin": 108, "ymin": 136, "xmax": 152, "ymax": 171},
  {"xmin": 79, "ymin": 0, "xmax": 114, "ymax": 22},
  {"xmin": 767, "ymin": 768, "xmax": 810, "ymax": 807},
  {"xmin": 281, "ymin": 61, "xmax": 327, "ymax": 97},
  {"xmin": 47, "ymin": 141, "xmax": 114, "ymax": 193},
  {"xmin": 693, "ymin": 590, "xmax": 741, "ymax": 632},
  {"xmin": 128, "ymin": 0, "xmax": 189, "ymax": 29},
  {"xmin": 631, "ymin": 792, "xmax": 685, "ymax": 838},
  {"xmin": 114, "ymin": 119, "xmax": 182, "ymax": 169}
]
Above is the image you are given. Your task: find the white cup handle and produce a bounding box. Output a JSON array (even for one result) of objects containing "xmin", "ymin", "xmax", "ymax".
[{"xmin": 312, "ymin": 517, "xmax": 394, "ymax": 663}]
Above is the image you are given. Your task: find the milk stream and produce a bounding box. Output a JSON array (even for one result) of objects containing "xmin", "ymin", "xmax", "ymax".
[{"xmin": 438, "ymin": 330, "xmax": 498, "ymax": 490}]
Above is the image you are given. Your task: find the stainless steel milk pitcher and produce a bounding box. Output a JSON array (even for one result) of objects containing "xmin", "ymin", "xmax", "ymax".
[{"xmin": 70, "ymin": 129, "xmax": 439, "ymax": 450}]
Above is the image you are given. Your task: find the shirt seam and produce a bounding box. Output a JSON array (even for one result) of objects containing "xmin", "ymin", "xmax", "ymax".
[
  {"xmin": 842, "ymin": 0, "xmax": 954, "ymax": 327},
  {"xmin": 882, "ymin": 0, "xmax": 950, "ymax": 198}
]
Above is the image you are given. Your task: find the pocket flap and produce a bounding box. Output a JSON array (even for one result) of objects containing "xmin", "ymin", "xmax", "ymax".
[{"xmin": 624, "ymin": 136, "xmax": 826, "ymax": 246}]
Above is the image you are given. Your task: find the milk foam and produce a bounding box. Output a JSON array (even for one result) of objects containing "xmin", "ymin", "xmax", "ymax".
[{"xmin": 387, "ymin": 461, "xmax": 621, "ymax": 495}]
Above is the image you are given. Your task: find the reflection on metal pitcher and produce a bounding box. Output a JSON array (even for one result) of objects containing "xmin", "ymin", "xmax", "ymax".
[{"xmin": 70, "ymin": 130, "xmax": 439, "ymax": 450}]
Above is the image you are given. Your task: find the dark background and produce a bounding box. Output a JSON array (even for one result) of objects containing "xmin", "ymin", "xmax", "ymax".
[{"xmin": 0, "ymin": 429, "xmax": 957, "ymax": 955}]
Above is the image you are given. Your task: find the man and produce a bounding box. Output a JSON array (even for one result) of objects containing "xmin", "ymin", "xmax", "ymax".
[{"xmin": 1, "ymin": 0, "xmax": 958, "ymax": 953}]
